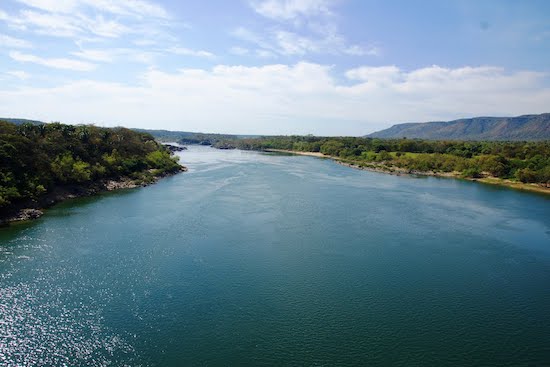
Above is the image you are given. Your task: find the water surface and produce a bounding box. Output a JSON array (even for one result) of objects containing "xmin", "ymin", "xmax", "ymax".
[{"xmin": 1, "ymin": 146, "xmax": 549, "ymax": 366}]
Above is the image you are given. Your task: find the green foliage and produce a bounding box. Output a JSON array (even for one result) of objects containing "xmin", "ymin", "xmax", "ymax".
[
  {"xmin": 0, "ymin": 120, "xmax": 182, "ymax": 210},
  {"xmin": 462, "ymin": 167, "xmax": 483, "ymax": 179},
  {"xmin": 146, "ymin": 150, "xmax": 181, "ymax": 172},
  {"xmin": 515, "ymin": 168, "xmax": 538, "ymax": 183},
  {"xmin": 51, "ymin": 153, "xmax": 92, "ymax": 183}
]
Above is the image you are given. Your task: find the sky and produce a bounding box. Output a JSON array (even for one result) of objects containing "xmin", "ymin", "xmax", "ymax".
[{"xmin": 0, "ymin": 0, "xmax": 549, "ymax": 135}]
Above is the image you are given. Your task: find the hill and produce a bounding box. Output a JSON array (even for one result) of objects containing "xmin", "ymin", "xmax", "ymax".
[
  {"xmin": 133, "ymin": 128, "xmax": 260, "ymax": 145},
  {"xmin": 0, "ymin": 117, "xmax": 44, "ymax": 126},
  {"xmin": 368, "ymin": 113, "xmax": 550, "ymax": 141},
  {"xmin": 132, "ymin": 128, "xmax": 197, "ymax": 142}
]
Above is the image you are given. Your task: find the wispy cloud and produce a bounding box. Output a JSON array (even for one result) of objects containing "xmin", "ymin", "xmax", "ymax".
[
  {"xmin": 241, "ymin": 0, "xmax": 377, "ymax": 58},
  {"xmin": 232, "ymin": 27, "xmax": 267, "ymax": 46},
  {"xmin": 71, "ymin": 48, "xmax": 116, "ymax": 63},
  {"xmin": 168, "ymin": 47, "xmax": 215, "ymax": 58},
  {"xmin": 10, "ymin": 51, "xmax": 96, "ymax": 71},
  {"xmin": 5, "ymin": 9, "xmax": 133, "ymax": 39},
  {"xmin": 15, "ymin": 0, "xmax": 169, "ymax": 19},
  {"xmin": 229, "ymin": 46, "xmax": 250, "ymax": 56},
  {"xmin": 0, "ymin": 33, "xmax": 33, "ymax": 48},
  {"xmin": 3, "ymin": 0, "xmax": 170, "ymax": 40},
  {"xmin": 5, "ymin": 70, "xmax": 31, "ymax": 80},
  {"xmin": 250, "ymin": 0, "xmax": 333, "ymax": 20},
  {"xmin": 0, "ymin": 0, "xmax": 181, "ymax": 73},
  {"xmin": 345, "ymin": 45, "xmax": 380, "ymax": 56},
  {"xmin": 71, "ymin": 47, "xmax": 159, "ymax": 64},
  {"xmin": 14, "ymin": 0, "xmax": 77, "ymax": 14},
  {"xmin": 232, "ymin": 26, "xmax": 375, "ymax": 57}
]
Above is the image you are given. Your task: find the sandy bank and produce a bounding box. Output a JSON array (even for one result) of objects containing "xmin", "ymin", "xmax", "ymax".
[{"xmin": 263, "ymin": 149, "xmax": 329, "ymax": 158}]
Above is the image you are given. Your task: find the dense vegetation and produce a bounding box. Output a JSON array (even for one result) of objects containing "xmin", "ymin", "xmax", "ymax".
[
  {"xmin": 212, "ymin": 136, "xmax": 550, "ymax": 185},
  {"xmin": 369, "ymin": 113, "xmax": 550, "ymax": 141},
  {"xmin": 0, "ymin": 121, "xmax": 182, "ymax": 211}
]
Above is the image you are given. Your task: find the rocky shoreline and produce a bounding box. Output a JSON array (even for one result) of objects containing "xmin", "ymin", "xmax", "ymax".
[{"xmin": 0, "ymin": 166, "xmax": 187, "ymax": 226}]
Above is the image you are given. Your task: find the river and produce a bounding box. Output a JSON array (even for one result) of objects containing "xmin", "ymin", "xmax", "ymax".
[{"xmin": 1, "ymin": 145, "xmax": 549, "ymax": 366}]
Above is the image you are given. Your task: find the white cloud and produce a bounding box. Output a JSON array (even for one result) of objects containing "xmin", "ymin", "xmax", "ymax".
[
  {"xmin": 133, "ymin": 39, "xmax": 157, "ymax": 47},
  {"xmin": 250, "ymin": 0, "xmax": 332, "ymax": 20},
  {"xmin": 12, "ymin": 10, "xmax": 82, "ymax": 37},
  {"xmin": 5, "ymin": 70, "xmax": 31, "ymax": 80},
  {"xmin": 274, "ymin": 30, "xmax": 319, "ymax": 55},
  {"xmin": 232, "ymin": 27, "xmax": 266, "ymax": 46},
  {"xmin": 233, "ymin": 27, "xmax": 378, "ymax": 57},
  {"xmin": 87, "ymin": 15, "xmax": 130, "ymax": 38},
  {"xmin": 239, "ymin": 1, "xmax": 379, "ymax": 58},
  {"xmin": 344, "ymin": 45, "xmax": 380, "ymax": 56},
  {"xmin": 0, "ymin": 63, "xmax": 548, "ymax": 135},
  {"xmin": 15, "ymin": 0, "xmax": 78, "ymax": 13},
  {"xmin": 4, "ymin": 0, "xmax": 170, "ymax": 40},
  {"xmin": 81, "ymin": 0, "xmax": 169, "ymax": 19},
  {"xmin": 16, "ymin": 0, "xmax": 169, "ymax": 19},
  {"xmin": 71, "ymin": 47, "xmax": 158, "ymax": 64},
  {"xmin": 9, "ymin": 51, "xmax": 96, "ymax": 71},
  {"xmin": 229, "ymin": 47, "xmax": 250, "ymax": 56},
  {"xmin": 168, "ymin": 47, "xmax": 215, "ymax": 58},
  {"xmin": 346, "ymin": 66, "xmax": 401, "ymax": 83},
  {"xmin": 8, "ymin": 10, "xmax": 131, "ymax": 38},
  {"xmin": 72, "ymin": 49, "xmax": 116, "ymax": 62},
  {"xmin": 0, "ymin": 33, "xmax": 33, "ymax": 48},
  {"xmin": 256, "ymin": 49, "xmax": 276, "ymax": 58}
]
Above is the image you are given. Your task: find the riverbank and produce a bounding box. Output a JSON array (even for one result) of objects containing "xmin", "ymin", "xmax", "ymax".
[
  {"xmin": 0, "ymin": 166, "xmax": 187, "ymax": 226},
  {"xmin": 264, "ymin": 149, "xmax": 550, "ymax": 195}
]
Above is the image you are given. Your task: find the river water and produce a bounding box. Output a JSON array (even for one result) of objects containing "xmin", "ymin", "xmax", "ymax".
[{"xmin": 1, "ymin": 146, "xmax": 549, "ymax": 366}]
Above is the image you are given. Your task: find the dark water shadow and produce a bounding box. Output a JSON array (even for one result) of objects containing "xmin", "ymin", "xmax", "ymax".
[{"xmin": 0, "ymin": 187, "xmax": 140, "ymax": 243}]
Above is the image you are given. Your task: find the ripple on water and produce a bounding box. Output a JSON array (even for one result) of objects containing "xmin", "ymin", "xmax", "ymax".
[{"xmin": 1, "ymin": 146, "xmax": 550, "ymax": 366}]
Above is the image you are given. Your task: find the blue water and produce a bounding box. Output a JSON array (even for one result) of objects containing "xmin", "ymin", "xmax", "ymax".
[{"xmin": 1, "ymin": 146, "xmax": 549, "ymax": 366}]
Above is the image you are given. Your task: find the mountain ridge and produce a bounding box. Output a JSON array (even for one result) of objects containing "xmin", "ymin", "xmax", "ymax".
[{"xmin": 368, "ymin": 113, "xmax": 550, "ymax": 141}]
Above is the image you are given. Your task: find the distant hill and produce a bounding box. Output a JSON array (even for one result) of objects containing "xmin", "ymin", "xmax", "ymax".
[
  {"xmin": 368, "ymin": 113, "xmax": 550, "ymax": 141},
  {"xmin": 133, "ymin": 128, "xmax": 260, "ymax": 144},
  {"xmin": 0, "ymin": 118, "xmax": 44, "ymax": 126},
  {"xmin": 132, "ymin": 128, "xmax": 197, "ymax": 142}
]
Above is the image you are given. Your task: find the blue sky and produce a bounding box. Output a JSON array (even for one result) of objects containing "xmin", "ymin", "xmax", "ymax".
[{"xmin": 1, "ymin": 0, "xmax": 549, "ymax": 135}]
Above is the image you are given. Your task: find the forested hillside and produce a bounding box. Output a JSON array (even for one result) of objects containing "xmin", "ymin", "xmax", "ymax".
[
  {"xmin": 0, "ymin": 121, "xmax": 183, "ymax": 216},
  {"xmin": 369, "ymin": 113, "xmax": 550, "ymax": 141}
]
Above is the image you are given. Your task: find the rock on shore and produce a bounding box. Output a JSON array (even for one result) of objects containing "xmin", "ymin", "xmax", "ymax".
[
  {"xmin": 0, "ymin": 167, "xmax": 187, "ymax": 226},
  {"xmin": 6, "ymin": 208, "xmax": 44, "ymax": 223}
]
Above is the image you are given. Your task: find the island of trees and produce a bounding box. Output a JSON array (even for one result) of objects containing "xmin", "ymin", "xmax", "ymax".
[
  {"xmin": 208, "ymin": 135, "xmax": 550, "ymax": 192},
  {"xmin": 0, "ymin": 120, "xmax": 184, "ymax": 224}
]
